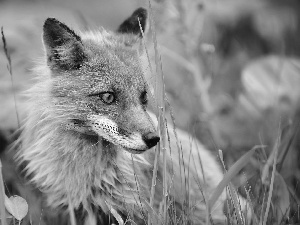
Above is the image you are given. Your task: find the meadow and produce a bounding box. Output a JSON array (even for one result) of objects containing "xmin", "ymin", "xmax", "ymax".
[{"xmin": 0, "ymin": 0, "xmax": 300, "ymax": 224}]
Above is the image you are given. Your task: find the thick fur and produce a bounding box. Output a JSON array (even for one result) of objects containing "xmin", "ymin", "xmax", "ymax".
[{"xmin": 17, "ymin": 8, "xmax": 228, "ymax": 225}]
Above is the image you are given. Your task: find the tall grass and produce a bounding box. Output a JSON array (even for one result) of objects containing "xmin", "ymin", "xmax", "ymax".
[
  {"xmin": 1, "ymin": 1, "xmax": 299, "ymax": 225},
  {"xmin": 147, "ymin": 1, "xmax": 168, "ymax": 224},
  {"xmin": 145, "ymin": 2, "xmax": 222, "ymax": 224},
  {"xmin": 0, "ymin": 160, "xmax": 7, "ymax": 225},
  {"xmin": 140, "ymin": 1, "xmax": 299, "ymax": 225},
  {"xmin": 1, "ymin": 27, "xmax": 20, "ymax": 129}
]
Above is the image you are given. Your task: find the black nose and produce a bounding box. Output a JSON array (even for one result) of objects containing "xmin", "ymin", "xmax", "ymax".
[{"xmin": 142, "ymin": 132, "xmax": 160, "ymax": 149}]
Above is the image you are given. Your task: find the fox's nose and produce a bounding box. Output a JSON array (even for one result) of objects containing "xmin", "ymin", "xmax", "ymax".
[{"xmin": 143, "ymin": 132, "xmax": 160, "ymax": 149}]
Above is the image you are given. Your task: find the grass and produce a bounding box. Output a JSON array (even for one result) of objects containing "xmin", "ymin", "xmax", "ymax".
[
  {"xmin": 1, "ymin": 27, "xmax": 20, "ymax": 130},
  {"xmin": 0, "ymin": 1, "xmax": 300, "ymax": 225},
  {"xmin": 0, "ymin": 160, "xmax": 7, "ymax": 225},
  {"xmin": 141, "ymin": 2, "xmax": 299, "ymax": 224}
]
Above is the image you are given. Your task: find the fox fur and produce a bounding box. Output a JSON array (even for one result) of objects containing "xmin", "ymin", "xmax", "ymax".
[{"xmin": 17, "ymin": 8, "xmax": 229, "ymax": 224}]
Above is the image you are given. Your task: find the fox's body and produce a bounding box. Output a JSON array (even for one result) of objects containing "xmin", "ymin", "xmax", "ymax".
[{"xmin": 18, "ymin": 8, "xmax": 227, "ymax": 224}]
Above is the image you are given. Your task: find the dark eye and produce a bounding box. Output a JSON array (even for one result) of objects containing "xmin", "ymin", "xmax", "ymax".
[
  {"xmin": 140, "ymin": 91, "xmax": 148, "ymax": 105},
  {"xmin": 100, "ymin": 92, "xmax": 115, "ymax": 104}
]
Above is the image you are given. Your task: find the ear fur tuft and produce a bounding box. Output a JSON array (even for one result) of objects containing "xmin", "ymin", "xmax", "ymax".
[
  {"xmin": 43, "ymin": 18, "xmax": 86, "ymax": 70},
  {"xmin": 117, "ymin": 8, "xmax": 147, "ymax": 37}
]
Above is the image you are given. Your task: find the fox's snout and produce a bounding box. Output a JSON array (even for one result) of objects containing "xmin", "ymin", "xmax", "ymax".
[
  {"xmin": 87, "ymin": 112, "xmax": 160, "ymax": 153},
  {"xmin": 142, "ymin": 132, "xmax": 160, "ymax": 149}
]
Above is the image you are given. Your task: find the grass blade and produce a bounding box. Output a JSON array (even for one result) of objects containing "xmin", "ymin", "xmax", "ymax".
[
  {"xmin": 147, "ymin": 1, "xmax": 168, "ymax": 224},
  {"xmin": 1, "ymin": 27, "xmax": 20, "ymax": 129},
  {"xmin": 262, "ymin": 132, "xmax": 280, "ymax": 225},
  {"xmin": 0, "ymin": 160, "xmax": 8, "ymax": 225},
  {"xmin": 208, "ymin": 145, "xmax": 264, "ymax": 210},
  {"xmin": 227, "ymin": 182, "xmax": 245, "ymax": 225}
]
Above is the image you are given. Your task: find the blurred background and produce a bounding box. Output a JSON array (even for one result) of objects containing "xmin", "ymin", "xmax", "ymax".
[{"xmin": 0, "ymin": 0, "xmax": 300, "ymax": 224}]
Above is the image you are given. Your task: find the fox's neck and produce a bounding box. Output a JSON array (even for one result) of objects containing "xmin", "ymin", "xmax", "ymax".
[{"xmin": 21, "ymin": 113, "xmax": 145, "ymax": 211}]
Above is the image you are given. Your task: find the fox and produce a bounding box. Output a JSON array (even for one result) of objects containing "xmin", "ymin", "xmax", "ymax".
[{"xmin": 16, "ymin": 7, "xmax": 234, "ymax": 225}]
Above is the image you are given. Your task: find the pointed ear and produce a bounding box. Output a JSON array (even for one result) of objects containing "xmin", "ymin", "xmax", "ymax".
[
  {"xmin": 43, "ymin": 18, "xmax": 86, "ymax": 70},
  {"xmin": 117, "ymin": 8, "xmax": 148, "ymax": 37}
]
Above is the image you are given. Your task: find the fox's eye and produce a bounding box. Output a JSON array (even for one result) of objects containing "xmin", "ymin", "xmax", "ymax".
[
  {"xmin": 89, "ymin": 92, "xmax": 116, "ymax": 104},
  {"xmin": 140, "ymin": 91, "xmax": 148, "ymax": 105},
  {"xmin": 100, "ymin": 92, "xmax": 115, "ymax": 104}
]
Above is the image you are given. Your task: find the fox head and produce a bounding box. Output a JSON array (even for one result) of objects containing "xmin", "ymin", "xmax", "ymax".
[{"xmin": 42, "ymin": 8, "xmax": 160, "ymax": 154}]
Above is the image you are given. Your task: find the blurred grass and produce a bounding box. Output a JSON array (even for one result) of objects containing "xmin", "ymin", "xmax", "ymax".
[
  {"xmin": 0, "ymin": 0, "xmax": 300, "ymax": 224},
  {"xmin": 0, "ymin": 160, "xmax": 7, "ymax": 225}
]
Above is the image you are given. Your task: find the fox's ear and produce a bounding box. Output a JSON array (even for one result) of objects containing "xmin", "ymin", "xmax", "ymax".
[
  {"xmin": 43, "ymin": 18, "xmax": 86, "ymax": 70},
  {"xmin": 117, "ymin": 8, "xmax": 148, "ymax": 38}
]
